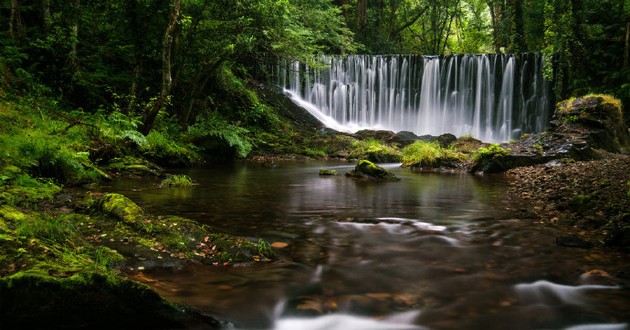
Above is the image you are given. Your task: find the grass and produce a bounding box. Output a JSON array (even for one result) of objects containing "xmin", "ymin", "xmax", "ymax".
[
  {"xmin": 348, "ymin": 138, "xmax": 402, "ymax": 162},
  {"xmin": 160, "ymin": 174, "xmax": 194, "ymax": 188},
  {"xmin": 401, "ymin": 141, "xmax": 465, "ymax": 168}
]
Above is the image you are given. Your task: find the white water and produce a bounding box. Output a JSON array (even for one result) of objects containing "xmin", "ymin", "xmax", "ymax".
[{"xmin": 274, "ymin": 54, "xmax": 550, "ymax": 142}]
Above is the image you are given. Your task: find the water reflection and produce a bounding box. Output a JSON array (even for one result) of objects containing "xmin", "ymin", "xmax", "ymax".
[{"xmin": 99, "ymin": 161, "xmax": 630, "ymax": 329}]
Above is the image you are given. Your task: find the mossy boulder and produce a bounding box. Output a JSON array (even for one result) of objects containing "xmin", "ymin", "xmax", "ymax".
[
  {"xmin": 346, "ymin": 160, "xmax": 400, "ymax": 181},
  {"xmin": 93, "ymin": 193, "xmax": 144, "ymax": 224},
  {"xmin": 554, "ymin": 94, "xmax": 630, "ymax": 153},
  {"xmin": 0, "ymin": 271, "xmax": 224, "ymax": 329}
]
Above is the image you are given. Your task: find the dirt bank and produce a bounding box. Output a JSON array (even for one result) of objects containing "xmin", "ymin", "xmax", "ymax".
[{"xmin": 507, "ymin": 155, "xmax": 630, "ymax": 248}]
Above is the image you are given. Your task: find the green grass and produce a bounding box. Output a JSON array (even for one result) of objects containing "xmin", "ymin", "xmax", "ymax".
[
  {"xmin": 160, "ymin": 174, "xmax": 194, "ymax": 188},
  {"xmin": 348, "ymin": 138, "xmax": 402, "ymax": 162},
  {"xmin": 401, "ymin": 141, "xmax": 464, "ymax": 168}
]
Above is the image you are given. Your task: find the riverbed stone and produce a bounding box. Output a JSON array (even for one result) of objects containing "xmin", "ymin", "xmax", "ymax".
[
  {"xmin": 0, "ymin": 271, "xmax": 226, "ymax": 329},
  {"xmin": 346, "ymin": 160, "xmax": 400, "ymax": 181},
  {"xmin": 94, "ymin": 193, "xmax": 144, "ymax": 225}
]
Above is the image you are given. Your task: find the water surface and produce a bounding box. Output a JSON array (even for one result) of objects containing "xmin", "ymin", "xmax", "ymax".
[{"xmin": 99, "ymin": 161, "xmax": 629, "ymax": 330}]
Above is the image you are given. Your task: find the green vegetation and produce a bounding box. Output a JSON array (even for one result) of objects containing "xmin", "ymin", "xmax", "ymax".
[
  {"xmin": 160, "ymin": 174, "xmax": 194, "ymax": 188},
  {"xmin": 346, "ymin": 160, "xmax": 400, "ymax": 181},
  {"xmin": 472, "ymin": 144, "xmax": 511, "ymax": 162},
  {"xmin": 319, "ymin": 169, "xmax": 338, "ymax": 176},
  {"xmin": 401, "ymin": 141, "xmax": 465, "ymax": 168},
  {"xmin": 348, "ymin": 138, "xmax": 402, "ymax": 163}
]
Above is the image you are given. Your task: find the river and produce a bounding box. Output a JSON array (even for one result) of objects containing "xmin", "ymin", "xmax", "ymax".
[{"xmin": 98, "ymin": 161, "xmax": 629, "ymax": 330}]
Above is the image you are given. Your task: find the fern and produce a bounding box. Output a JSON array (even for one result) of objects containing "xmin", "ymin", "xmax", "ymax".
[{"xmin": 188, "ymin": 112, "xmax": 253, "ymax": 158}]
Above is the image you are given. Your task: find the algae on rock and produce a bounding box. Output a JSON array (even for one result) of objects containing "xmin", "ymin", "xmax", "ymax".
[{"xmin": 346, "ymin": 160, "xmax": 400, "ymax": 181}]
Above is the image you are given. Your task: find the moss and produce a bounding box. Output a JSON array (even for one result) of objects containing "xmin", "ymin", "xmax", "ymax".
[
  {"xmin": 94, "ymin": 193, "xmax": 144, "ymax": 225},
  {"xmin": 0, "ymin": 271, "xmax": 220, "ymax": 329},
  {"xmin": 472, "ymin": 144, "xmax": 511, "ymax": 162},
  {"xmin": 557, "ymin": 94, "xmax": 623, "ymax": 120},
  {"xmin": 346, "ymin": 160, "xmax": 400, "ymax": 181},
  {"xmin": 319, "ymin": 169, "xmax": 337, "ymax": 176}
]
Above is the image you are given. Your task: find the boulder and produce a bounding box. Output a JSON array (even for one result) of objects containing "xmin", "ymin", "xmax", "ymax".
[
  {"xmin": 346, "ymin": 160, "xmax": 400, "ymax": 181},
  {"xmin": 553, "ymin": 94, "xmax": 630, "ymax": 153}
]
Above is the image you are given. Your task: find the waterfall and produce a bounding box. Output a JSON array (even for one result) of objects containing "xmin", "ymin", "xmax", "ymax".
[{"xmin": 274, "ymin": 54, "xmax": 551, "ymax": 142}]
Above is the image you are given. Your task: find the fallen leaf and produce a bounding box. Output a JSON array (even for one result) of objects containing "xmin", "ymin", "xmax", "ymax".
[{"xmin": 271, "ymin": 242, "xmax": 288, "ymax": 249}]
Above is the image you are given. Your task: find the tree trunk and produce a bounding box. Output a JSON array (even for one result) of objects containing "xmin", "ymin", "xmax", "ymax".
[
  {"xmin": 357, "ymin": 0, "xmax": 368, "ymax": 31},
  {"xmin": 625, "ymin": 18, "xmax": 630, "ymax": 68},
  {"xmin": 487, "ymin": 1, "xmax": 502, "ymax": 54},
  {"xmin": 9, "ymin": 0, "xmax": 17, "ymax": 38},
  {"xmin": 68, "ymin": 0, "xmax": 81, "ymax": 74},
  {"xmin": 42, "ymin": 0, "xmax": 51, "ymax": 33},
  {"xmin": 141, "ymin": 0, "xmax": 181, "ymax": 135}
]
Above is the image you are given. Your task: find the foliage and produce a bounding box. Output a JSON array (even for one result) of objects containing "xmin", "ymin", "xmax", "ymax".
[
  {"xmin": 188, "ymin": 112, "xmax": 253, "ymax": 158},
  {"xmin": 160, "ymin": 174, "xmax": 193, "ymax": 188},
  {"xmin": 401, "ymin": 141, "xmax": 464, "ymax": 168}
]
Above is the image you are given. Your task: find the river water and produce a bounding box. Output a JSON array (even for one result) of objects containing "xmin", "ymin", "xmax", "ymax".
[{"xmin": 100, "ymin": 161, "xmax": 629, "ymax": 330}]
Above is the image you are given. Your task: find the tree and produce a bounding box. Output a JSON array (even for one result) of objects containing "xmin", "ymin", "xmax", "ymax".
[{"xmin": 141, "ymin": 0, "xmax": 180, "ymax": 135}]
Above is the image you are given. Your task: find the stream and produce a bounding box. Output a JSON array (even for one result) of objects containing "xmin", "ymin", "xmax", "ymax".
[{"xmin": 98, "ymin": 161, "xmax": 629, "ymax": 330}]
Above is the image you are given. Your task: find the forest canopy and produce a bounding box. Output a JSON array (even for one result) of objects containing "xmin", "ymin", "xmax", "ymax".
[{"xmin": 1, "ymin": 0, "xmax": 629, "ymax": 136}]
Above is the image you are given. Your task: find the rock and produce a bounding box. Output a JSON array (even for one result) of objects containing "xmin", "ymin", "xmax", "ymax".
[
  {"xmin": 123, "ymin": 164, "xmax": 162, "ymax": 177},
  {"xmin": 319, "ymin": 169, "xmax": 337, "ymax": 176},
  {"xmin": 555, "ymin": 235, "xmax": 594, "ymax": 248},
  {"xmin": 436, "ymin": 133, "xmax": 457, "ymax": 148},
  {"xmin": 554, "ymin": 94, "xmax": 630, "ymax": 153},
  {"xmin": 354, "ymin": 129, "xmax": 396, "ymax": 141},
  {"xmin": 93, "ymin": 193, "xmax": 144, "ymax": 225},
  {"xmin": 0, "ymin": 271, "xmax": 227, "ymax": 329},
  {"xmin": 346, "ymin": 160, "xmax": 400, "ymax": 181},
  {"xmin": 390, "ymin": 131, "xmax": 420, "ymax": 147}
]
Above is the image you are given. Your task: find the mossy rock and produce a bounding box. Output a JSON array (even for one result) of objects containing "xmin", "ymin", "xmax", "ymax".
[
  {"xmin": 93, "ymin": 193, "xmax": 144, "ymax": 225},
  {"xmin": 0, "ymin": 271, "xmax": 224, "ymax": 329},
  {"xmin": 554, "ymin": 94, "xmax": 630, "ymax": 153},
  {"xmin": 346, "ymin": 160, "xmax": 400, "ymax": 181}
]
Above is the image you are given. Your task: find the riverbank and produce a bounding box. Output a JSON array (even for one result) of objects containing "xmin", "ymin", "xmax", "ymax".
[{"xmin": 507, "ymin": 155, "xmax": 630, "ymax": 248}]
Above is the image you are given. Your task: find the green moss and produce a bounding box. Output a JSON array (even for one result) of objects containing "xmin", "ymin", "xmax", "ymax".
[
  {"xmin": 346, "ymin": 160, "xmax": 400, "ymax": 181},
  {"xmin": 94, "ymin": 193, "xmax": 144, "ymax": 224},
  {"xmin": 319, "ymin": 168, "xmax": 337, "ymax": 176},
  {"xmin": 0, "ymin": 271, "xmax": 212, "ymax": 329},
  {"xmin": 472, "ymin": 144, "xmax": 510, "ymax": 162},
  {"xmin": 401, "ymin": 141, "xmax": 465, "ymax": 168}
]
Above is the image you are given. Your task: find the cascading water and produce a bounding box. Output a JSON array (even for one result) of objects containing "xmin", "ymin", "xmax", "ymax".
[{"xmin": 274, "ymin": 54, "xmax": 551, "ymax": 142}]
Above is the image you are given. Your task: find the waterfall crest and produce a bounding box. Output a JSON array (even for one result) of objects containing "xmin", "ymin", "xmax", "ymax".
[{"xmin": 274, "ymin": 54, "xmax": 551, "ymax": 142}]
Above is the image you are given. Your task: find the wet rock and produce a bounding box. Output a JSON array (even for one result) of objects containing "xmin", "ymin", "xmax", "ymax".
[
  {"xmin": 436, "ymin": 133, "xmax": 457, "ymax": 148},
  {"xmin": 346, "ymin": 160, "xmax": 400, "ymax": 181},
  {"xmin": 390, "ymin": 131, "xmax": 421, "ymax": 147},
  {"xmin": 555, "ymin": 235, "xmax": 594, "ymax": 248},
  {"xmin": 354, "ymin": 129, "xmax": 396, "ymax": 141},
  {"xmin": 319, "ymin": 169, "xmax": 337, "ymax": 176}
]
